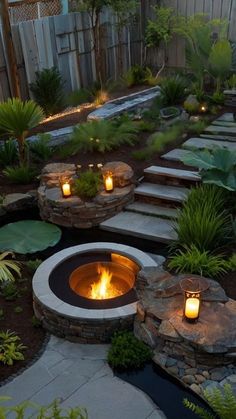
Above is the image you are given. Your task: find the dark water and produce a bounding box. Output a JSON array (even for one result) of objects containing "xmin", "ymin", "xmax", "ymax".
[{"xmin": 116, "ymin": 363, "xmax": 212, "ymax": 419}]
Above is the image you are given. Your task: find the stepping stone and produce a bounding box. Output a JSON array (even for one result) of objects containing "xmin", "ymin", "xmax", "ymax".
[
  {"xmin": 212, "ymin": 121, "xmax": 236, "ymax": 128},
  {"xmin": 135, "ymin": 182, "xmax": 188, "ymax": 203},
  {"xmin": 126, "ymin": 202, "xmax": 178, "ymax": 219},
  {"xmin": 183, "ymin": 137, "xmax": 236, "ymax": 151},
  {"xmin": 204, "ymin": 125, "xmax": 236, "ymax": 136},
  {"xmin": 223, "ymin": 90, "xmax": 236, "ymax": 95},
  {"xmin": 161, "ymin": 148, "xmax": 191, "ymax": 162},
  {"xmin": 216, "ymin": 113, "xmax": 235, "ymax": 122},
  {"xmin": 144, "ymin": 165, "xmax": 200, "ymax": 182},
  {"xmin": 100, "ymin": 211, "xmax": 177, "ymax": 243},
  {"xmin": 200, "ymin": 133, "xmax": 236, "ymax": 142}
]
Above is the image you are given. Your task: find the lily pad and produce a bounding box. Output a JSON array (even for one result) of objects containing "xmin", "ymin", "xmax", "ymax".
[{"xmin": 0, "ymin": 220, "xmax": 61, "ymax": 254}]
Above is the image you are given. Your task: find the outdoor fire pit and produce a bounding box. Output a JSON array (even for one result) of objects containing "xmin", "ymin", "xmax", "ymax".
[{"xmin": 32, "ymin": 242, "xmax": 158, "ymax": 342}]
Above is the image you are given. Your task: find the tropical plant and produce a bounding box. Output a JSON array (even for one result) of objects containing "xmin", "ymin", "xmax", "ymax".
[
  {"xmin": 185, "ymin": 120, "xmax": 208, "ymax": 135},
  {"xmin": 0, "ymin": 98, "xmax": 44, "ymax": 165},
  {"xmin": 173, "ymin": 185, "xmax": 232, "ymax": 252},
  {"xmin": 0, "ymin": 221, "xmax": 61, "ymax": 254},
  {"xmin": 1, "ymin": 282, "xmax": 19, "ymax": 301},
  {"xmin": 73, "ymin": 171, "xmax": 102, "ymax": 199},
  {"xmin": 108, "ymin": 331, "xmax": 152, "ymax": 370},
  {"xmin": 30, "ymin": 67, "xmax": 65, "ymax": 116},
  {"xmin": 228, "ymin": 254, "xmax": 236, "ymax": 271},
  {"xmin": 181, "ymin": 148, "xmax": 236, "ymax": 192},
  {"xmin": 168, "ymin": 245, "xmax": 229, "ymax": 277},
  {"xmin": 0, "ymin": 398, "xmax": 88, "ymax": 418},
  {"xmin": 67, "ymin": 118, "xmax": 138, "ymax": 154},
  {"xmin": 209, "ymin": 91, "xmax": 225, "ymax": 105},
  {"xmin": 0, "ymin": 330, "xmax": 26, "ymax": 365},
  {"xmin": 209, "ymin": 39, "xmax": 232, "ymax": 92},
  {"xmin": 29, "ymin": 133, "xmax": 53, "ymax": 162},
  {"xmin": 3, "ymin": 165, "xmax": 37, "ymax": 184},
  {"xmin": 159, "ymin": 75, "xmax": 188, "ymax": 106},
  {"xmin": 184, "ymin": 383, "xmax": 236, "ymax": 419},
  {"xmin": 0, "ymin": 140, "xmax": 18, "ymax": 167},
  {"xmin": 0, "ymin": 252, "xmax": 21, "ymax": 282}
]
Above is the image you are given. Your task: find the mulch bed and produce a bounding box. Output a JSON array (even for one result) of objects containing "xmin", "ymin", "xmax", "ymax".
[{"xmin": 0, "ymin": 267, "xmax": 46, "ymax": 385}]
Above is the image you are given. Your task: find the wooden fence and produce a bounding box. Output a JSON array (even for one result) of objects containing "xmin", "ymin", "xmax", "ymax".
[{"xmin": 1, "ymin": 0, "xmax": 236, "ymax": 102}]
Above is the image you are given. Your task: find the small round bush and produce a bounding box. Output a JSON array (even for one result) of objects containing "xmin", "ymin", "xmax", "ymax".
[{"xmin": 108, "ymin": 331, "xmax": 152, "ymax": 370}]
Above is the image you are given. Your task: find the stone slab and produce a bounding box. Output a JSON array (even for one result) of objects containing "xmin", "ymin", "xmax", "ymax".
[
  {"xmin": 100, "ymin": 211, "xmax": 177, "ymax": 243},
  {"xmin": 161, "ymin": 148, "xmax": 191, "ymax": 162},
  {"xmin": 87, "ymin": 86, "xmax": 160, "ymax": 120},
  {"xmin": 216, "ymin": 113, "xmax": 235, "ymax": 122},
  {"xmin": 144, "ymin": 165, "xmax": 200, "ymax": 181},
  {"xmin": 135, "ymin": 182, "xmax": 188, "ymax": 203},
  {"xmin": 204, "ymin": 125, "xmax": 236, "ymax": 136},
  {"xmin": 182, "ymin": 137, "xmax": 236, "ymax": 151},
  {"xmin": 126, "ymin": 202, "xmax": 178, "ymax": 219},
  {"xmin": 200, "ymin": 133, "xmax": 236, "ymax": 142},
  {"xmin": 212, "ymin": 121, "xmax": 236, "ymax": 127}
]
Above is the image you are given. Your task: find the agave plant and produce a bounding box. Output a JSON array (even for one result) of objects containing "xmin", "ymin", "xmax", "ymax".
[
  {"xmin": 0, "ymin": 98, "xmax": 44, "ymax": 165},
  {"xmin": 0, "ymin": 252, "xmax": 21, "ymax": 282},
  {"xmin": 181, "ymin": 148, "xmax": 236, "ymax": 191}
]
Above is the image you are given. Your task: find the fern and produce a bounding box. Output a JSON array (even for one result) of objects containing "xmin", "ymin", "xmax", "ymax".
[{"xmin": 183, "ymin": 399, "xmax": 216, "ymax": 419}]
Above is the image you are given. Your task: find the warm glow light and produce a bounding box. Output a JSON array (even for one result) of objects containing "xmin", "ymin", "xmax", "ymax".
[
  {"xmin": 185, "ymin": 297, "xmax": 200, "ymax": 320},
  {"xmin": 104, "ymin": 172, "xmax": 113, "ymax": 192},
  {"xmin": 90, "ymin": 265, "xmax": 122, "ymax": 299},
  {"xmin": 62, "ymin": 182, "xmax": 71, "ymax": 197},
  {"xmin": 39, "ymin": 103, "xmax": 95, "ymax": 125}
]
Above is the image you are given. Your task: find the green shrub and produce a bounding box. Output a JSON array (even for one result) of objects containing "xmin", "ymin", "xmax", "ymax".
[
  {"xmin": 228, "ymin": 254, "xmax": 236, "ymax": 271},
  {"xmin": 1, "ymin": 282, "xmax": 19, "ymax": 301},
  {"xmin": 26, "ymin": 259, "xmax": 42, "ymax": 273},
  {"xmin": 135, "ymin": 120, "xmax": 156, "ymax": 132},
  {"xmin": 29, "ymin": 133, "xmax": 53, "ymax": 162},
  {"xmin": 226, "ymin": 73, "xmax": 236, "ymax": 89},
  {"xmin": 3, "ymin": 165, "xmax": 37, "ymax": 184},
  {"xmin": 149, "ymin": 124, "xmax": 183, "ymax": 153},
  {"xmin": 108, "ymin": 331, "xmax": 152, "ymax": 370},
  {"xmin": 73, "ymin": 171, "xmax": 102, "ymax": 199},
  {"xmin": 30, "ymin": 67, "xmax": 65, "ymax": 116},
  {"xmin": 209, "ymin": 91, "xmax": 225, "ymax": 105},
  {"xmin": 185, "ymin": 120, "xmax": 207, "ymax": 135},
  {"xmin": 68, "ymin": 118, "xmax": 138, "ymax": 154},
  {"xmin": 31, "ymin": 315, "xmax": 42, "ymax": 328},
  {"xmin": 0, "ymin": 330, "xmax": 26, "ymax": 365},
  {"xmin": 122, "ymin": 65, "xmax": 149, "ymax": 87},
  {"xmin": 14, "ymin": 306, "xmax": 23, "ymax": 314},
  {"xmin": 184, "ymin": 383, "xmax": 236, "ymax": 419},
  {"xmin": 67, "ymin": 88, "xmax": 91, "ymax": 106},
  {"xmin": 0, "ymin": 140, "xmax": 18, "ymax": 167},
  {"xmin": 159, "ymin": 75, "xmax": 188, "ymax": 106},
  {"xmin": 168, "ymin": 245, "xmax": 229, "ymax": 277},
  {"xmin": 173, "ymin": 185, "xmax": 232, "ymax": 252},
  {"xmin": 0, "ymin": 252, "xmax": 21, "ymax": 282},
  {"xmin": 132, "ymin": 149, "xmax": 151, "ymax": 161}
]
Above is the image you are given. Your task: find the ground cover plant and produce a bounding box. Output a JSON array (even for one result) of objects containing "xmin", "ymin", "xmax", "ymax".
[{"xmin": 73, "ymin": 170, "xmax": 102, "ymax": 199}]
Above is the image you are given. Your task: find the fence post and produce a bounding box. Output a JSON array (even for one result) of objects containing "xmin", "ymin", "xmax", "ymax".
[{"xmin": 0, "ymin": 0, "xmax": 21, "ymax": 98}]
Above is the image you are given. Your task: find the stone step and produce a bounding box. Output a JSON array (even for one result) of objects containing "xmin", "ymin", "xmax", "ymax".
[
  {"xmin": 204, "ymin": 125, "xmax": 236, "ymax": 137},
  {"xmin": 200, "ymin": 133, "xmax": 236, "ymax": 142},
  {"xmin": 161, "ymin": 148, "xmax": 191, "ymax": 163},
  {"xmin": 212, "ymin": 120, "xmax": 236, "ymax": 128},
  {"xmin": 223, "ymin": 89, "xmax": 236, "ymax": 96},
  {"xmin": 135, "ymin": 182, "xmax": 188, "ymax": 204},
  {"xmin": 144, "ymin": 165, "xmax": 200, "ymax": 183},
  {"xmin": 100, "ymin": 211, "xmax": 177, "ymax": 243},
  {"xmin": 183, "ymin": 137, "xmax": 236, "ymax": 151},
  {"xmin": 126, "ymin": 202, "xmax": 178, "ymax": 219},
  {"xmin": 216, "ymin": 113, "xmax": 234, "ymax": 122}
]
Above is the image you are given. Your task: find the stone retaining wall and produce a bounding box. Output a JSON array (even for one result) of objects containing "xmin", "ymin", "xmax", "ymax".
[{"xmin": 38, "ymin": 162, "xmax": 134, "ymax": 228}]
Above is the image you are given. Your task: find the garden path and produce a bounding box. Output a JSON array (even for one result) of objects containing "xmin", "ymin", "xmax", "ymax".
[
  {"xmin": 100, "ymin": 113, "xmax": 235, "ymax": 243},
  {"xmin": 0, "ymin": 335, "xmax": 165, "ymax": 419}
]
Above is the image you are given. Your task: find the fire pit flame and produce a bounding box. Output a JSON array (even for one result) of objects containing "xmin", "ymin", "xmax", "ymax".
[{"xmin": 90, "ymin": 264, "xmax": 123, "ymax": 300}]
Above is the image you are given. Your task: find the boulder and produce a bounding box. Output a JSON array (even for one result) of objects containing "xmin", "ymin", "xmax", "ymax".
[
  {"xmin": 2, "ymin": 193, "xmax": 35, "ymax": 212},
  {"xmin": 101, "ymin": 161, "xmax": 134, "ymax": 187}
]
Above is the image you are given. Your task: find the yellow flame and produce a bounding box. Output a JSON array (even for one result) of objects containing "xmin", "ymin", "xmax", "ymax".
[{"xmin": 90, "ymin": 264, "xmax": 121, "ymax": 299}]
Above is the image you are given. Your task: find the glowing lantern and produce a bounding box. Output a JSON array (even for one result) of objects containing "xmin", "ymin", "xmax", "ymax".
[
  {"xmin": 60, "ymin": 178, "xmax": 71, "ymax": 198},
  {"xmin": 104, "ymin": 171, "xmax": 114, "ymax": 193},
  {"xmin": 180, "ymin": 277, "xmax": 209, "ymax": 323}
]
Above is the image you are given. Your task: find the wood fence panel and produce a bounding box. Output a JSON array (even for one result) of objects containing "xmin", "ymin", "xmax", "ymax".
[{"xmin": 0, "ymin": 33, "xmax": 11, "ymax": 101}]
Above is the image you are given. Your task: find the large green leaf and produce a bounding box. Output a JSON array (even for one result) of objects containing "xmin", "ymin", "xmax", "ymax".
[
  {"xmin": 212, "ymin": 148, "xmax": 236, "ymax": 172},
  {"xmin": 0, "ymin": 221, "xmax": 61, "ymax": 254},
  {"xmin": 181, "ymin": 150, "xmax": 215, "ymax": 170},
  {"xmin": 203, "ymin": 169, "xmax": 236, "ymax": 191}
]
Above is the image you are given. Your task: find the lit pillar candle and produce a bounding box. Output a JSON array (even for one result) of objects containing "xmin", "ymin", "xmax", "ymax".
[
  {"xmin": 185, "ymin": 297, "xmax": 200, "ymax": 320},
  {"xmin": 62, "ymin": 182, "xmax": 71, "ymax": 197},
  {"xmin": 104, "ymin": 173, "xmax": 114, "ymax": 192}
]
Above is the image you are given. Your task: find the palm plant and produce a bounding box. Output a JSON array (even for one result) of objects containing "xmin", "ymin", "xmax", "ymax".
[
  {"xmin": 159, "ymin": 75, "xmax": 188, "ymax": 106},
  {"xmin": 0, "ymin": 98, "xmax": 44, "ymax": 165},
  {"xmin": 0, "ymin": 252, "xmax": 21, "ymax": 282}
]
